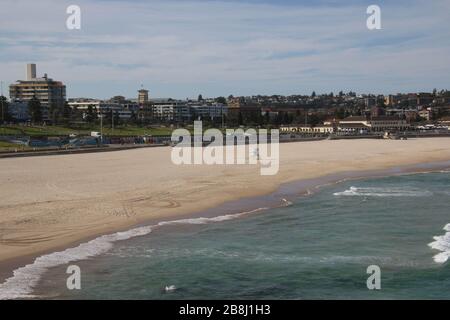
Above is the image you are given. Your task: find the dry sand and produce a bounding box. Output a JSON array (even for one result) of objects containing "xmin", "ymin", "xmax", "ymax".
[{"xmin": 1, "ymin": 138, "xmax": 450, "ymax": 264}]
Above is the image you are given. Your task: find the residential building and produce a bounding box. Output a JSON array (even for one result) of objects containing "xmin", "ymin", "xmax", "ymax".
[
  {"xmin": 9, "ymin": 64, "xmax": 66, "ymax": 120},
  {"xmin": 339, "ymin": 115, "xmax": 409, "ymax": 131},
  {"xmin": 152, "ymin": 99, "xmax": 191, "ymax": 122},
  {"xmin": 369, "ymin": 116, "xmax": 410, "ymax": 131},
  {"xmin": 416, "ymin": 93, "xmax": 434, "ymax": 106},
  {"xmin": 418, "ymin": 108, "xmax": 433, "ymax": 121},
  {"xmin": 67, "ymin": 99, "xmax": 139, "ymax": 120},
  {"xmin": 190, "ymin": 104, "xmax": 227, "ymax": 120}
]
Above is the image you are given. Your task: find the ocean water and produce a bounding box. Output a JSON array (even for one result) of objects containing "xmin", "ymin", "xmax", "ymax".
[{"xmin": 4, "ymin": 171, "xmax": 450, "ymax": 299}]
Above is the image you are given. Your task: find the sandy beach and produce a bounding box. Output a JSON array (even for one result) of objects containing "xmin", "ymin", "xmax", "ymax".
[{"xmin": 1, "ymin": 138, "xmax": 450, "ymax": 268}]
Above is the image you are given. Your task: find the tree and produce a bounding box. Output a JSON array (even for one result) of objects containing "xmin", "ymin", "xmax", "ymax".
[
  {"xmin": 215, "ymin": 96, "xmax": 227, "ymax": 105},
  {"xmin": 0, "ymin": 96, "xmax": 10, "ymax": 123},
  {"xmin": 104, "ymin": 110, "xmax": 112, "ymax": 127},
  {"xmin": 28, "ymin": 96, "xmax": 42, "ymax": 123},
  {"xmin": 198, "ymin": 94, "xmax": 203, "ymax": 102},
  {"xmin": 69, "ymin": 105, "xmax": 83, "ymax": 122},
  {"xmin": 308, "ymin": 114, "xmax": 320, "ymax": 126},
  {"xmin": 282, "ymin": 112, "xmax": 290, "ymax": 124},
  {"xmin": 129, "ymin": 110, "xmax": 137, "ymax": 124},
  {"xmin": 85, "ymin": 105, "xmax": 96, "ymax": 124},
  {"xmin": 114, "ymin": 110, "xmax": 120, "ymax": 127},
  {"xmin": 335, "ymin": 107, "xmax": 346, "ymax": 119},
  {"xmin": 256, "ymin": 111, "xmax": 264, "ymax": 126},
  {"xmin": 238, "ymin": 112, "xmax": 243, "ymax": 126},
  {"xmin": 48, "ymin": 102, "xmax": 60, "ymax": 125},
  {"xmin": 311, "ymin": 91, "xmax": 316, "ymax": 98},
  {"xmin": 62, "ymin": 102, "xmax": 72, "ymax": 125},
  {"xmin": 264, "ymin": 111, "xmax": 270, "ymax": 125}
]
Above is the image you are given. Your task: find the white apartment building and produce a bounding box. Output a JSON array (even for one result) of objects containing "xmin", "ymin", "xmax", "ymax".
[
  {"xmin": 190, "ymin": 104, "xmax": 228, "ymax": 120},
  {"xmin": 68, "ymin": 100, "xmax": 139, "ymax": 119},
  {"xmin": 152, "ymin": 100, "xmax": 191, "ymax": 122}
]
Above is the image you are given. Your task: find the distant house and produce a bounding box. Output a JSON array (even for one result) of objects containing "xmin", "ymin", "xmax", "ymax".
[
  {"xmin": 416, "ymin": 93, "xmax": 434, "ymax": 106},
  {"xmin": 418, "ymin": 109, "xmax": 433, "ymax": 121},
  {"xmin": 68, "ymin": 100, "xmax": 138, "ymax": 120},
  {"xmin": 190, "ymin": 104, "xmax": 227, "ymax": 120},
  {"xmin": 369, "ymin": 116, "xmax": 410, "ymax": 131},
  {"xmin": 338, "ymin": 115, "xmax": 409, "ymax": 132},
  {"xmin": 152, "ymin": 100, "xmax": 191, "ymax": 122}
]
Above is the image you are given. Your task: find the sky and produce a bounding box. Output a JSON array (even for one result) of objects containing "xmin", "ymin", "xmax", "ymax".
[{"xmin": 0, "ymin": 0, "xmax": 449, "ymax": 99}]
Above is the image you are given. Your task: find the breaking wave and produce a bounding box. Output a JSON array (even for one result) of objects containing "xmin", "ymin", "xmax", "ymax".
[
  {"xmin": 333, "ymin": 186, "xmax": 432, "ymax": 197},
  {"xmin": 0, "ymin": 207, "xmax": 267, "ymax": 300},
  {"xmin": 429, "ymin": 223, "xmax": 450, "ymax": 264}
]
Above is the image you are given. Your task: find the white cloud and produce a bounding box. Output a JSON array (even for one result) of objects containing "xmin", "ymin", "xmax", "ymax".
[{"xmin": 0, "ymin": 0, "xmax": 449, "ymax": 98}]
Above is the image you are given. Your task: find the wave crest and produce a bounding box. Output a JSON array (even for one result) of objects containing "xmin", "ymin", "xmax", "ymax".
[
  {"xmin": 0, "ymin": 207, "xmax": 267, "ymax": 300},
  {"xmin": 429, "ymin": 223, "xmax": 450, "ymax": 264},
  {"xmin": 333, "ymin": 186, "xmax": 432, "ymax": 197}
]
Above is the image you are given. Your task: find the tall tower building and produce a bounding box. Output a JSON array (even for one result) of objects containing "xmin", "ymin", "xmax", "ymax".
[
  {"xmin": 10, "ymin": 64, "xmax": 66, "ymax": 120},
  {"xmin": 26, "ymin": 63, "xmax": 37, "ymax": 80},
  {"xmin": 138, "ymin": 88, "xmax": 149, "ymax": 105}
]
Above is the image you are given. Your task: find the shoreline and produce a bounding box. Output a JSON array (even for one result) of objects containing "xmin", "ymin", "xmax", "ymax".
[
  {"xmin": 1, "ymin": 159, "xmax": 450, "ymax": 299},
  {"xmin": 2, "ymin": 138, "xmax": 450, "ymax": 297}
]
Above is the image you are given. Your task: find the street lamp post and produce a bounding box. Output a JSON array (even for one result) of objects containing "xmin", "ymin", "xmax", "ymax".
[
  {"xmin": 100, "ymin": 113, "xmax": 103, "ymax": 144},
  {"xmin": 0, "ymin": 81, "xmax": 4, "ymax": 124},
  {"xmin": 111, "ymin": 109, "xmax": 114, "ymax": 133}
]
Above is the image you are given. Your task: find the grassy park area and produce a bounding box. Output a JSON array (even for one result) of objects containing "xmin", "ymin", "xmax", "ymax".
[
  {"xmin": 0, "ymin": 141, "xmax": 30, "ymax": 152},
  {"xmin": 0, "ymin": 125, "xmax": 175, "ymax": 137}
]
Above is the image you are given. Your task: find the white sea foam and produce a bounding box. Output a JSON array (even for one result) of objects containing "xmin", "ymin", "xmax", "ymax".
[
  {"xmin": 281, "ymin": 198, "xmax": 293, "ymax": 207},
  {"xmin": 429, "ymin": 224, "xmax": 450, "ymax": 264},
  {"xmin": 333, "ymin": 186, "xmax": 432, "ymax": 197},
  {"xmin": 0, "ymin": 207, "xmax": 267, "ymax": 300},
  {"xmin": 165, "ymin": 285, "xmax": 177, "ymax": 292}
]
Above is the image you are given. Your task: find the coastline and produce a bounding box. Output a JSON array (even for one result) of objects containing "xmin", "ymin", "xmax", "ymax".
[
  {"xmin": 1, "ymin": 138, "xmax": 450, "ymax": 297},
  {"xmin": 2, "ymin": 160, "xmax": 450, "ymax": 299}
]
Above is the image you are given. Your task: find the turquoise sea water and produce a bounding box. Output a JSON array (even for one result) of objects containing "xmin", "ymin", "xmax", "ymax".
[{"xmin": 28, "ymin": 171, "xmax": 450, "ymax": 299}]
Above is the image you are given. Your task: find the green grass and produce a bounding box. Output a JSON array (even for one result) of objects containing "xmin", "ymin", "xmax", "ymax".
[
  {"xmin": 99, "ymin": 126, "xmax": 174, "ymax": 136},
  {"xmin": 0, "ymin": 124, "xmax": 259, "ymax": 138},
  {"xmin": 0, "ymin": 125, "xmax": 174, "ymax": 137},
  {"xmin": 0, "ymin": 141, "xmax": 30, "ymax": 152}
]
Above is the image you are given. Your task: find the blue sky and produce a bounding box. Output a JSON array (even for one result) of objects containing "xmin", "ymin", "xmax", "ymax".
[{"xmin": 0, "ymin": 0, "xmax": 449, "ymax": 99}]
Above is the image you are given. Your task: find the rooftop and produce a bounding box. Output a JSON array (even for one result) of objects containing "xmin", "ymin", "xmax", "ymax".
[{"xmin": 340, "ymin": 116, "xmax": 368, "ymax": 122}]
